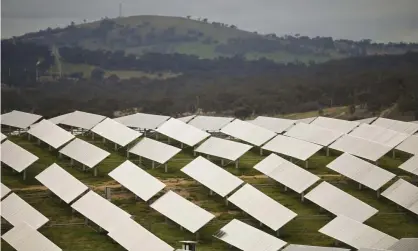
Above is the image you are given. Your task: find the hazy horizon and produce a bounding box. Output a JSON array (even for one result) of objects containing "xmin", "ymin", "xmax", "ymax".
[{"xmin": 2, "ymin": 0, "xmax": 418, "ymax": 42}]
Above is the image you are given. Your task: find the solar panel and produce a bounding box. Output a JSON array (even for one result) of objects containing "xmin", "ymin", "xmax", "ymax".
[
  {"xmin": 395, "ymin": 135, "xmax": 418, "ymax": 155},
  {"xmin": 0, "ymin": 110, "xmax": 42, "ymax": 129},
  {"xmin": 108, "ymin": 160, "xmax": 166, "ymax": 201},
  {"xmin": 253, "ymin": 154, "xmax": 319, "ymax": 194},
  {"xmin": 305, "ymin": 181, "xmax": 378, "ymax": 222},
  {"xmin": 59, "ymin": 138, "xmax": 110, "ymax": 168},
  {"xmin": 356, "ymin": 117, "xmax": 378, "ymax": 125},
  {"xmin": 150, "ymin": 191, "xmax": 215, "ymax": 233},
  {"xmin": 284, "ymin": 122, "xmax": 344, "ymax": 146},
  {"xmin": 1, "ymin": 223, "xmax": 62, "ymax": 251},
  {"xmin": 107, "ymin": 218, "xmax": 173, "ymax": 251},
  {"xmin": 250, "ymin": 116, "xmax": 295, "ymax": 133},
  {"xmin": 327, "ymin": 153, "xmax": 395, "ymax": 191},
  {"xmin": 48, "ymin": 113, "xmax": 70, "ymax": 124},
  {"xmin": 114, "ymin": 112, "xmax": 170, "ymax": 130},
  {"xmin": 71, "ymin": 191, "xmax": 132, "ymax": 232},
  {"xmin": 297, "ymin": 117, "xmax": 317, "ymax": 124},
  {"xmin": 311, "ymin": 117, "xmax": 360, "ymax": 134},
  {"xmin": 349, "ymin": 124, "xmax": 409, "ymax": 148},
  {"xmin": 156, "ymin": 118, "xmax": 210, "ymax": 147},
  {"xmin": 194, "ymin": 137, "xmax": 252, "ymax": 161},
  {"xmin": 262, "ymin": 135, "xmax": 323, "ymax": 161},
  {"xmin": 1, "ymin": 140, "xmax": 39, "ymax": 172},
  {"xmin": 35, "ymin": 163, "xmax": 89, "ymax": 204},
  {"xmin": 187, "ymin": 115, "xmax": 234, "ymax": 132},
  {"xmin": 178, "ymin": 115, "xmax": 196, "ymax": 123},
  {"xmin": 1, "ymin": 133, "xmax": 7, "ymax": 142},
  {"xmin": 128, "ymin": 138, "xmax": 181, "ymax": 164},
  {"xmin": 389, "ymin": 238, "xmax": 418, "ymax": 251},
  {"xmin": 220, "ymin": 119, "xmax": 277, "ymax": 147},
  {"xmin": 329, "ymin": 135, "xmax": 392, "ymax": 162},
  {"xmin": 282, "ymin": 244, "xmax": 350, "ymax": 251},
  {"xmin": 1, "ymin": 183, "xmax": 12, "ymax": 199},
  {"xmin": 214, "ymin": 219, "xmax": 287, "ymax": 251},
  {"xmin": 59, "ymin": 110, "xmax": 106, "ymax": 130},
  {"xmin": 381, "ymin": 179, "xmax": 418, "ymax": 216},
  {"xmin": 319, "ymin": 215, "xmax": 398, "ymax": 250},
  {"xmin": 27, "ymin": 119, "xmax": 75, "ymax": 149},
  {"xmin": 181, "ymin": 156, "xmax": 244, "ymax": 197},
  {"xmin": 91, "ymin": 118, "xmax": 142, "ymax": 147},
  {"xmin": 227, "ymin": 184, "xmax": 297, "ymax": 231},
  {"xmin": 372, "ymin": 118, "xmax": 418, "ymax": 135},
  {"xmin": 1, "ymin": 193, "xmax": 48, "ymax": 229},
  {"xmin": 398, "ymin": 155, "xmax": 418, "ymax": 176}
]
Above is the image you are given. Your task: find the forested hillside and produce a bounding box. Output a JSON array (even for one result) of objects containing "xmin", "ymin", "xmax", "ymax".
[
  {"xmin": 2, "ymin": 39, "xmax": 418, "ymax": 119},
  {"xmin": 9, "ymin": 15, "xmax": 418, "ymax": 63}
]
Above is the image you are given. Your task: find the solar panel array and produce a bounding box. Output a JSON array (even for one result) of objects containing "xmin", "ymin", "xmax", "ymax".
[
  {"xmin": 327, "ymin": 153, "xmax": 396, "ymax": 191},
  {"xmin": 27, "ymin": 119, "xmax": 75, "ymax": 149},
  {"xmin": 398, "ymin": 155, "xmax": 418, "ymax": 176},
  {"xmin": 114, "ymin": 112, "xmax": 170, "ymax": 130},
  {"xmin": 187, "ymin": 115, "xmax": 234, "ymax": 132},
  {"xmin": 395, "ymin": 135, "xmax": 418, "ymax": 155},
  {"xmin": 285, "ymin": 122, "xmax": 343, "ymax": 146},
  {"xmin": 220, "ymin": 119, "xmax": 277, "ymax": 146},
  {"xmin": 319, "ymin": 215, "xmax": 398, "ymax": 249},
  {"xmin": 214, "ymin": 219, "xmax": 287, "ymax": 251},
  {"xmin": 156, "ymin": 118, "xmax": 210, "ymax": 147},
  {"xmin": 128, "ymin": 137, "xmax": 181, "ymax": 164},
  {"xmin": 282, "ymin": 245, "xmax": 350, "ymax": 251},
  {"xmin": 1, "ymin": 140, "xmax": 39, "ymax": 172},
  {"xmin": 181, "ymin": 156, "xmax": 244, "ymax": 197},
  {"xmin": 382, "ymin": 179, "xmax": 418, "ymax": 215},
  {"xmin": 1, "ymin": 132, "xmax": 7, "ymax": 142},
  {"xmin": 329, "ymin": 135, "xmax": 392, "ymax": 162},
  {"xmin": 349, "ymin": 124, "xmax": 409, "ymax": 148},
  {"xmin": 59, "ymin": 138, "xmax": 110, "ymax": 168},
  {"xmin": 58, "ymin": 110, "xmax": 106, "ymax": 130},
  {"xmin": 310, "ymin": 117, "xmax": 360, "ymax": 134},
  {"xmin": 2, "ymin": 222, "xmax": 62, "ymax": 251},
  {"xmin": 253, "ymin": 154, "xmax": 319, "ymax": 193},
  {"xmin": 356, "ymin": 117, "xmax": 378, "ymax": 125},
  {"xmin": 109, "ymin": 160, "xmax": 166, "ymax": 201},
  {"xmin": 298, "ymin": 117, "xmax": 317, "ymax": 124},
  {"xmin": 1, "ymin": 193, "xmax": 49, "ymax": 229},
  {"xmin": 0, "ymin": 110, "xmax": 42, "ymax": 129},
  {"xmin": 250, "ymin": 116, "xmax": 295, "ymax": 133},
  {"xmin": 35, "ymin": 163, "xmax": 89, "ymax": 203},
  {"xmin": 228, "ymin": 184, "xmax": 297, "ymax": 231},
  {"xmin": 194, "ymin": 137, "xmax": 252, "ymax": 161},
  {"xmin": 305, "ymin": 181, "xmax": 378, "ymax": 222},
  {"xmin": 177, "ymin": 115, "xmax": 196, "ymax": 123},
  {"xmin": 1, "ymin": 182, "xmax": 12, "ymax": 199},
  {"xmin": 389, "ymin": 238, "xmax": 418, "ymax": 251},
  {"xmin": 372, "ymin": 118, "xmax": 418, "ymax": 135},
  {"xmin": 150, "ymin": 191, "xmax": 215, "ymax": 233},
  {"xmin": 262, "ymin": 135, "xmax": 323, "ymax": 161},
  {"xmin": 91, "ymin": 118, "xmax": 142, "ymax": 147}
]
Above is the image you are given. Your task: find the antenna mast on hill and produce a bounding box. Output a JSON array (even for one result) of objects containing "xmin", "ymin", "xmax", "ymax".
[{"xmin": 119, "ymin": 3, "xmax": 122, "ymax": 17}]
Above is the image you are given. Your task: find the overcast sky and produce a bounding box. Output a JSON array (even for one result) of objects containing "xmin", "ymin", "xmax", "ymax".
[{"xmin": 2, "ymin": 0, "xmax": 418, "ymax": 42}]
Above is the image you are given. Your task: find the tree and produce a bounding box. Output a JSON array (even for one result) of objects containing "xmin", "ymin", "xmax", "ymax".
[
  {"xmin": 230, "ymin": 25, "xmax": 237, "ymax": 29},
  {"xmin": 234, "ymin": 107, "xmax": 251, "ymax": 119},
  {"xmin": 202, "ymin": 18, "xmax": 208, "ymax": 23},
  {"xmin": 349, "ymin": 104, "xmax": 356, "ymax": 114},
  {"xmin": 70, "ymin": 21, "xmax": 75, "ymax": 26},
  {"xmin": 186, "ymin": 16, "xmax": 191, "ymax": 19},
  {"xmin": 90, "ymin": 68, "xmax": 105, "ymax": 81}
]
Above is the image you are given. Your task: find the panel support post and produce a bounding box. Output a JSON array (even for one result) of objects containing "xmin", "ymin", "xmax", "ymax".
[
  {"xmin": 358, "ymin": 183, "xmax": 362, "ymax": 190},
  {"xmin": 59, "ymin": 152, "xmax": 62, "ymax": 159},
  {"xmin": 139, "ymin": 156, "xmax": 142, "ymax": 162},
  {"xmin": 70, "ymin": 158, "xmax": 74, "ymax": 166},
  {"xmin": 326, "ymin": 147, "xmax": 330, "ymax": 157},
  {"xmin": 37, "ymin": 139, "xmax": 41, "ymax": 145},
  {"xmin": 82, "ymin": 165, "xmax": 86, "ymax": 171},
  {"xmin": 102, "ymin": 137, "xmax": 105, "ymax": 143},
  {"xmin": 392, "ymin": 150, "xmax": 396, "ymax": 159},
  {"xmin": 127, "ymin": 152, "xmax": 129, "ymax": 158},
  {"xmin": 276, "ymin": 229, "xmax": 280, "ymax": 237},
  {"xmin": 259, "ymin": 221, "xmax": 263, "ymax": 227},
  {"xmin": 152, "ymin": 161, "xmax": 155, "ymax": 169},
  {"xmin": 114, "ymin": 143, "xmax": 117, "ymax": 151},
  {"xmin": 167, "ymin": 137, "xmax": 171, "ymax": 144},
  {"xmin": 193, "ymin": 146, "xmax": 197, "ymax": 156},
  {"xmin": 301, "ymin": 192, "xmax": 305, "ymax": 202},
  {"xmin": 284, "ymin": 186, "xmax": 288, "ymax": 192},
  {"xmin": 180, "ymin": 142, "xmax": 184, "ymax": 148},
  {"xmin": 259, "ymin": 148, "xmax": 263, "ymax": 156},
  {"xmin": 225, "ymin": 197, "xmax": 229, "ymax": 206},
  {"xmin": 164, "ymin": 163, "xmax": 168, "ymax": 173},
  {"xmin": 28, "ymin": 134, "xmax": 31, "ymax": 140},
  {"xmin": 209, "ymin": 190, "xmax": 213, "ymax": 196},
  {"xmin": 156, "ymin": 133, "xmax": 159, "ymax": 140},
  {"xmin": 92, "ymin": 133, "xmax": 94, "ymax": 140},
  {"xmin": 305, "ymin": 161, "xmax": 309, "ymax": 169},
  {"xmin": 207, "ymin": 155, "xmax": 210, "ymax": 160},
  {"xmin": 23, "ymin": 170, "xmax": 27, "ymax": 180},
  {"xmin": 235, "ymin": 159, "xmax": 239, "ymax": 169},
  {"xmin": 289, "ymin": 157, "xmax": 293, "ymax": 163},
  {"xmin": 84, "ymin": 218, "xmax": 88, "ymax": 225},
  {"xmin": 376, "ymin": 189, "xmax": 380, "ymax": 198},
  {"xmin": 94, "ymin": 167, "xmax": 98, "ymax": 177},
  {"xmin": 221, "ymin": 159, "xmax": 225, "ymax": 166}
]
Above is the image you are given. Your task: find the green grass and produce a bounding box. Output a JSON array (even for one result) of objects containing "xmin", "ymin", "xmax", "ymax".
[{"xmin": 2, "ymin": 133, "xmax": 418, "ymax": 251}]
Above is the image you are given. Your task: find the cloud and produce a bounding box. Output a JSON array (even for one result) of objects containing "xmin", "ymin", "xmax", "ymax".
[{"xmin": 2, "ymin": 0, "xmax": 418, "ymax": 42}]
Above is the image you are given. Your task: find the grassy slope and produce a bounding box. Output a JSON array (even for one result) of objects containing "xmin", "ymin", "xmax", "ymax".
[{"xmin": 1, "ymin": 129, "xmax": 418, "ymax": 251}]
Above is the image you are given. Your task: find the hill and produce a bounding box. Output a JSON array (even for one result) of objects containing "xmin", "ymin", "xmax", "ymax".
[{"xmin": 13, "ymin": 15, "xmax": 418, "ymax": 63}]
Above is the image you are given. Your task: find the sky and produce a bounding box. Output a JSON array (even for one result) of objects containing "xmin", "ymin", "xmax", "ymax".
[{"xmin": 2, "ymin": 0, "xmax": 418, "ymax": 42}]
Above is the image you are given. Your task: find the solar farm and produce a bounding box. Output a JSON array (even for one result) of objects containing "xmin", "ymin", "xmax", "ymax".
[{"xmin": 1, "ymin": 110, "xmax": 418, "ymax": 251}]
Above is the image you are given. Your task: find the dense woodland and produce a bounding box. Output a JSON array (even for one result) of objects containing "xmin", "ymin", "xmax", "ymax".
[{"xmin": 2, "ymin": 40, "xmax": 418, "ymax": 119}]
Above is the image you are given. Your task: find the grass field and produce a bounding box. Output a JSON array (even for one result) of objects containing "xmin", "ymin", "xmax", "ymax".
[{"xmin": 1, "ymin": 132, "xmax": 418, "ymax": 251}]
